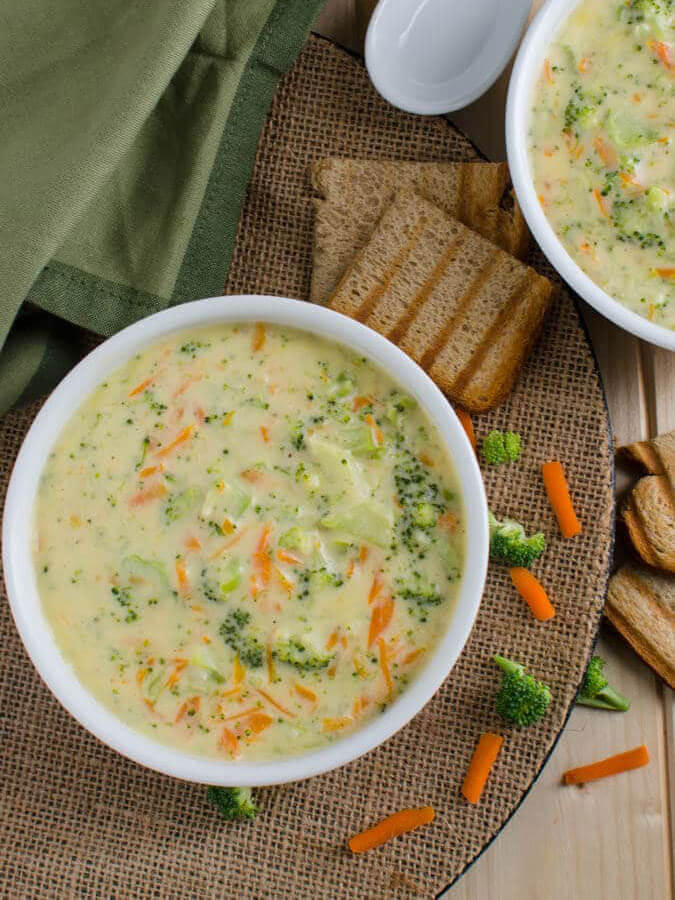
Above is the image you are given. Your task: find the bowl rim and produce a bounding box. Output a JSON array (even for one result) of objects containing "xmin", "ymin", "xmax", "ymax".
[
  {"xmin": 506, "ymin": 0, "xmax": 675, "ymax": 351},
  {"xmin": 2, "ymin": 294, "xmax": 489, "ymax": 786}
]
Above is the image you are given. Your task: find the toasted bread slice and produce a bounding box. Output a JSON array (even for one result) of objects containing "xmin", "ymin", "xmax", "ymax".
[
  {"xmin": 606, "ymin": 563, "xmax": 674, "ymax": 689},
  {"xmin": 327, "ymin": 190, "xmax": 553, "ymax": 412},
  {"xmin": 310, "ymin": 158, "xmax": 529, "ymax": 303},
  {"xmin": 622, "ymin": 475, "xmax": 675, "ymax": 573},
  {"xmin": 619, "ymin": 429, "xmax": 675, "ymax": 491}
]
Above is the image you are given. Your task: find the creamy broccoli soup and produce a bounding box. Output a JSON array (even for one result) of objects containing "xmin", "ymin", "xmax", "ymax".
[
  {"xmin": 529, "ymin": 0, "xmax": 674, "ymax": 329},
  {"xmin": 34, "ymin": 323, "xmax": 465, "ymax": 761}
]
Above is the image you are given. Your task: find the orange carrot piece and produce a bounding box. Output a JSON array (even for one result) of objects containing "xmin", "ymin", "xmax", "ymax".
[
  {"xmin": 563, "ymin": 745, "xmax": 649, "ymax": 786},
  {"xmin": 246, "ymin": 711, "xmax": 274, "ymax": 734},
  {"xmin": 593, "ymin": 187, "xmax": 609, "ymax": 218},
  {"xmin": 154, "ymin": 425, "xmax": 194, "ymax": 459},
  {"xmin": 252, "ymin": 322, "xmax": 266, "ymax": 352},
  {"xmin": 326, "ymin": 629, "xmax": 339, "ymax": 651},
  {"xmin": 378, "ymin": 637, "xmax": 393, "ymax": 698},
  {"xmin": 402, "ymin": 647, "xmax": 426, "ymax": 666},
  {"xmin": 266, "ymin": 646, "xmax": 278, "ymax": 684},
  {"xmin": 273, "ymin": 564, "xmax": 294, "ymax": 594},
  {"xmin": 136, "ymin": 667, "xmax": 149, "ymax": 685},
  {"xmin": 295, "ymin": 682, "xmax": 318, "ymax": 703},
  {"xmin": 654, "ymin": 267, "xmax": 675, "ymax": 279},
  {"xmin": 349, "ymin": 806, "xmax": 435, "ymax": 853},
  {"xmin": 175, "ymin": 559, "xmax": 190, "ymax": 595},
  {"xmin": 175, "ymin": 696, "xmax": 200, "ymax": 723},
  {"xmin": 184, "ymin": 535, "xmax": 202, "ymax": 552},
  {"xmin": 220, "ymin": 686, "xmax": 241, "ymax": 699},
  {"xmin": 138, "ymin": 465, "xmax": 159, "ymax": 479},
  {"xmin": 578, "ymin": 56, "xmax": 590, "ymax": 73},
  {"xmin": 276, "ymin": 548, "xmax": 303, "ymax": 566},
  {"xmin": 128, "ymin": 376, "xmax": 154, "ymax": 398},
  {"xmin": 509, "ymin": 567, "xmax": 555, "ymax": 621},
  {"xmin": 220, "ymin": 726, "xmax": 240, "ymax": 756},
  {"xmin": 593, "ymin": 136, "xmax": 617, "ymax": 169},
  {"xmin": 647, "ymin": 39, "xmax": 673, "ymax": 70},
  {"xmin": 260, "ymin": 425, "xmax": 270, "ymax": 443},
  {"xmin": 364, "ymin": 413, "xmax": 384, "ymax": 446},
  {"xmin": 256, "ymin": 687, "xmax": 296, "ymax": 718},
  {"xmin": 346, "ymin": 558, "xmax": 355, "ymax": 579},
  {"xmin": 541, "ymin": 460, "xmax": 582, "ymax": 538},
  {"xmin": 438, "ymin": 511, "xmax": 458, "ymax": 532},
  {"xmin": 166, "ymin": 660, "xmax": 188, "ymax": 689},
  {"xmin": 241, "ymin": 467, "xmax": 264, "ymax": 483},
  {"xmin": 543, "ymin": 58, "xmax": 554, "ymax": 84},
  {"xmin": 352, "ymin": 395, "xmax": 372, "ymax": 412},
  {"xmin": 223, "ymin": 410, "xmax": 235, "ymax": 426},
  {"xmin": 221, "ymin": 706, "xmax": 259, "ymax": 723},
  {"xmin": 322, "ymin": 716, "xmax": 353, "ymax": 733},
  {"xmin": 462, "ymin": 733, "xmax": 503, "ymax": 804},
  {"xmin": 233, "ymin": 654, "xmax": 245, "ymax": 685},
  {"xmin": 368, "ymin": 572, "xmax": 384, "ymax": 604},
  {"xmin": 368, "ymin": 595, "xmax": 394, "ymax": 647},
  {"xmin": 129, "ymin": 483, "xmax": 168, "ymax": 507},
  {"xmin": 455, "ymin": 408, "xmax": 476, "ymax": 450},
  {"xmin": 221, "ymin": 517, "xmax": 235, "ymax": 535}
]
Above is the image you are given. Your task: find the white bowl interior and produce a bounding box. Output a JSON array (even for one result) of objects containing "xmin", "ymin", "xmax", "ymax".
[
  {"xmin": 506, "ymin": 0, "xmax": 675, "ymax": 351},
  {"xmin": 3, "ymin": 295, "xmax": 489, "ymax": 786}
]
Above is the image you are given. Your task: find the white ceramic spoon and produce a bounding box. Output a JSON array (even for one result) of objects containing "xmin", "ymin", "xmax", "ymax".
[{"xmin": 365, "ymin": 0, "xmax": 531, "ymax": 115}]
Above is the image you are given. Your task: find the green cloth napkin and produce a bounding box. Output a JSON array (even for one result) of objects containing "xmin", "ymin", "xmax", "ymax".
[{"xmin": 0, "ymin": 0, "xmax": 324, "ymax": 414}]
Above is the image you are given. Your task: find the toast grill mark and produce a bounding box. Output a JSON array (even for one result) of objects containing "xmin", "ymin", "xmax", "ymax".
[
  {"xmin": 448, "ymin": 271, "xmax": 534, "ymax": 395},
  {"xmin": 352, "ymin": 217, "xmax": 428, "ymax": 323},
  {"xmin": 386, "ymin": 235, "xmax": 467, "ymax": 345},
  {"xmin": 623, "ymin": 568, "xmax": 675, "ymax": 623},
  {"xmin": 419, "ymin": 254, "xmax": 501, "ymax": 371}
]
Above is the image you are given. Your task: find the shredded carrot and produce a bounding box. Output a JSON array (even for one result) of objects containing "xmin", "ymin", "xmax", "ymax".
[
  {"xmin": 194, "ymin": 406, "xmax": 205, "ymax": 425},
  {"xmin": 253, "ymin": 524, "xmax": 272, "ymax": 588},
  {"xmin": 620, "ymin": 171, "xmax": 644, "ymax": 192},
  {"xmin": 256, "ymin": 687, "xmax": 296, "ymax": 718},
  {"xmin": 578, "ymin": 56, "xmax": 590, "ymax": 73},
  {"xmin": 455, "ymin": 408, "xmax": 476, "ymax": 450},
  {"xmin": 210, "ymin": 526, "xmax": 250, "ymax": 559},
  {"xmin": 326, "ymin": 629, "xmax": 339, "ymax": 651},
  {"xmin": 368, "ymin": 572, "xmax": 384, "ymax": 605},
  {"xmin": 220, "ymin": 726, "xmax": 240, "ymax": 757},
  {"xmin": 438, "ymin": 511, "xmax": 458, "ymax": 532},
  {"xmin": 276, "ymin": 548, "xmax": 303, "ymax": 566},
  {"xmin": 359, "ymin": 546, "xmax": 369, "ymax": 564},
  {"xmin": 175, "ymin": 696, "xmax": 200, "ymax": 723},
  {"xmin": 184, "ymin": 535, "xmax": 202, "ymax": 552},
  {"xmin": 172, "ymin": 374, "xmax": 203, "ymax": 400},
  {"xmin": 462, "ymin": 733, "xmax": 503, "ymax": 804},
  {"xmin": 593, "ymin": 187, "xmax": 610, "ymax": 218},
  {"xmin": 368, "ymin": 595, "xmax": 394, "ymax": 647},
  {"xmin": 647, "ymin": 39, "xmax": 673, "ymax": 71},
  {"xmin": 175, "ymin": 559, "xmax": 190, "ymax": 595},
  {"xmin": 654, "ymin": 267, "xmax": 675, "ymax": 279},
  {"xmin": 541, "ymin": 460, "xmax": 581, "ymax": 538},
  {"xmin": 166, "ymin": 660, "xmax": 188, "ymax": 688},
  {"xmin": 543, "ymin": 58, "xmax": 554, "ymax": 84},
  {"xmin": 138, "ymin": 465, "xmax": 159, "ymax": 479},
  {"xmin": 593, "ymin": 136, "xmax": 617, "ymax": 169},
  {"xmin": 136, "ymin": 668, "xmax": 149, "ymax": 685},
  {"xmin": 402, "ymin": 647, "xmax": 426, "ymax": 666},
  {"xmin": 563, "ymin": 745, "xmax": 649, "ymax": 786},
  {"xmin": 221, "ymin": 706, "xmax": 259, "ymax": 723},
  {"xmin": 246, "ymin": 711, "xmax": 274, "ymax": 735},
  {"xmin": 352, "ymin": 395, "xmax": 372, "ymax": 412},
  {"xmin": 220, "ymin": 686, "xmax": 241, "ymax": 699},
  {"xmin": 260, "ymin": 425, "xmax": 270, "ymax": 443},
  {"xmin": 240, "ymin": 467, "xmax": 264, "ymax": 483},
  {"xmin": 221, "ymin": 517, "xmax": 235, "ymax": 535},
  {"xmin": 322, "ymin": 716, "xmax": 353, "ymax": 733},
  {"xmin": 509, "ymin": 567, "xmax": 555, "ymax": 621},
  {"xmin": 233, "ymin": 654, "xmax": 245, "ymax": 685},
  {"xmin": 154, "ymin": 425, "xmax": 194, "ymax": 459},
  {"xmin": 128, "ymin": 376, "xmax": 154, "ymax": 398},
  {"xmin": 378, "ymin": 637, "xmax": 393, "ymax": 698},
  {"xmin": 252, "ymin": 322, "xmax": 266, "ymax": 352},
  {"xmin": 295, "ymin": 682, "xmax": 317, "ymax": 703},
  {"xmin": 129, "ymin": 482, "xmax": 168, "ymax": 507},
  {"xmin": 273, "ymin": 564, "xmax": 294, "ymax": 594},
  {"xmin": 346, "ymin": 558, "xmax": 355, "ymax": 579},
  {"xmin": 364, "ymin": 413, "xmax": 384, "ymax": 446},
  {"xmin": 353, "ymin": 696, "xmax": 369, "ymax": 716},
  {"xmin": 349, "ymin": 806, "xmax": 435, "ymax": 853},
  {"xmin": 202, "ymin": 634, "xmax": 211, "ymax": 644}
]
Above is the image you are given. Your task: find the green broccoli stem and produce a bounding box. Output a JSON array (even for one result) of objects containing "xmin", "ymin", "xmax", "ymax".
[
  {"xmin": 577, "ymin": 685, "xmax": 630, "ymax": 711},
  {"xmin": 493, "ymin": 655, "xmax": 525, "ymax": 677}
]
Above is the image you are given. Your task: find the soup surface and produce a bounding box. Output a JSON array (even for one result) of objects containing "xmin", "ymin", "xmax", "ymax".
[
  {"xmin": 529, "ymin": 0, "xmax": 674, "ymax": 329},
  {"xmin": 34, "ymin": 323, "xmax": 465, "ymax": 761}
]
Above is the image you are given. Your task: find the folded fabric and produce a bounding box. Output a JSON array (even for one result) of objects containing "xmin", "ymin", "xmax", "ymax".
[{"xmin": 0, "ymin": 0, "xmax": 324, "ymax": 413}]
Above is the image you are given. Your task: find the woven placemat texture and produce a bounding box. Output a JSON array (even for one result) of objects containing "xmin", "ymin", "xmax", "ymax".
[{"xmin": 0, "ymin": 35, "xmax": 613, "ymax": 899}]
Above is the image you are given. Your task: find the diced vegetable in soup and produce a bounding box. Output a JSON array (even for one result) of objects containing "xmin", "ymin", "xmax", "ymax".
[
  {"xmin": 529, "ymin": 0, "xmax": 674, "ymax": 329},
  {"xmin": 34, "ymin": 324, "xmax": 465, "ymax": 761}
]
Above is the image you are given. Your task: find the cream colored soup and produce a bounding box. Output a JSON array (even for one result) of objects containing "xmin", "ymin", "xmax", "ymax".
[
  {"xmin": 529, "ymin": 0, "xmax": 674, "ymax": 328},
  {"xmin": 34, "ymin": 324, "xmax": 464, "ymax": 761}
]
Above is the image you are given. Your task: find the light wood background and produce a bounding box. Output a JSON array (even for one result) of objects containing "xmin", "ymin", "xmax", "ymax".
[{"xmin": 315, "ymin": 3, "xmax": 674, "ymax": 898}]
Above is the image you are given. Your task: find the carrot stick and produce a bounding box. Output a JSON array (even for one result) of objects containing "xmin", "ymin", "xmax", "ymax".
[
  {"xmin": 175, "ymin": 559, "xmax": 190, "ymax": 595},
  {"xmin": 184, "ymin": 535, "xmax": 202, "ymax": 552},
  {"xmin": 509, "ymin": 567, "xmax": 555, "ymax": 621},
  {"xmin": 220, "ymin": 726, "xmax": 240, "ymax": 757},
  {"xmin": 654, "ymin": 267, "xmax": 675, "ymax": 279},
  {"xmin": 461, "ymin": 733, "xmax": 504, "ymax": 804},
  {"xmin": 326, "ymin": 629, "xmax": 339, "ymax": 650},
  {"xmin": 276, "ymin": 548, "xmax": 303, "ymax": 566},
  {"xmin": 322, "ymin": 716, "xmax": 353, "ymax": 732},
  {"xmin": 455, "ymin": 408, "xmax": 476, "ymax": 450},
  {"xmin": 364, "ymin": 413, "xmax": 384, "ymax": 446},
  {"xmin": 246, "ymin": 711, "xmax": 274, "ymax": 734},
  {"xmin": 295, "ymin": 682, "xmax": 318, "ymax": 702},
  {"xmin": 260, "ymin": 425, "xmax": 270, "ymax": 443},
  {"xmin": 348, "ymin": 806, "xmax": 435, "ymax": 853},
  {"xmin": 221, "ymin": 518, "xmax": 235, "ymax": 535},
  {"xmin": 128, "ymin": 376, "xmax": 154, "ymax": 398},
  {"xmin": 402, "ymin": 647, "xmax": 426, "ymax": 666},
  {"xmin": 563, "ymin": 745, "xmax": 649, "ymax": 786},
  {"xmin": 252, "ymin": 322, "xmax": 266, "ymax": 352},
  {"xmin": 578, "ymin": 56, "xmax": 590, "ymax": 73},
  {"xmin": 273, "ymin": 564, "xmax": 294, "ymax": 594},
  {"xmin": 233, "ymin": 654, "xmax": 245, "ymax": 685},
  {"xmin": 541, "ymin": 460, "xmax": 582, "ymax": 538},
  {"xmin": 593, "ymin": 136, "xmax": 617, "ymax": 169},
  {"xmin": 352, "ymin": 395, "xmax": 372, "ymax": 412},
  {"xmin": 221, "ymin": 706, "xmax": 259, "ymax": 723},
  {"xmin": 240, "ymin": 467, "xmax": 264, "ymax": 483},
  {"xmin": 368, "ymin": 572, "xmax": 384, "ymax": 604},
  {"xmin": 359, "ymin": 546, "xmax": 369, "ymax": 564},
  {"xmin": 368, "ymin": 595, "xmax": 394, "ymax": 647},
  {"xmin": 256, "ymin": 687, "xmax": 296, "ymax": 718},
  {"xmin": 129, "ymin": 483, "xmax": 168, "ymax": 507},
  {"xmin": 593, "ymin": 187, "xmax": 609, "ymax": 218},
  {"xmin": 378, "ymin": 637, "xmax": 393, "ymax": 698},
  {"xmin": 647, "ymin": 40, "xmax": 673, "ymax": 70},
  {"xmin": 154, "ymin": 425, "xmax": 194, "ymax": 459},
  {"xmin": 138, "ymin": 464, "xmax": 160, "ymax": 479},
  {"xmin": 543, "ymin": 58, "xmax": 554, "ymax": 84}
]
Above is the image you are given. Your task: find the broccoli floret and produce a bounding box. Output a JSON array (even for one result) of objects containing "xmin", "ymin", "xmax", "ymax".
[
  {"xmin": 207, "ymin": 786, "xmax": 258, "ymax": 821},
  {"xmin": 273, "ymin": 638, "xmax": 334, "ymax": 672},
  {"xmin": 219, "ymin": 609, "xmax": 264, "ymax": 668},
  {"xmin": 494, "ymin": 655, "xmax": 552, "ymax": 727},
  {"xmin": 481, "ymin": 430, "xmax": 522, "ymax": 465},
  {"xmin": 489, "ymin": 512, "xmax": 546, "ymax": 568},
  {"xmin": 577, "ymin": 655, "xmax": 630, "ymax": 711}
]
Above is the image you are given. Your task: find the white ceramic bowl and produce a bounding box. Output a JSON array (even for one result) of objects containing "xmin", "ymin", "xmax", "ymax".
[
  {"xmin": 506, "ymin": 0, "xmax": 675, "ymax": 351},
  {"xmin": 3, "ymin": 295, "xmax": 489, "ymax": 786}
]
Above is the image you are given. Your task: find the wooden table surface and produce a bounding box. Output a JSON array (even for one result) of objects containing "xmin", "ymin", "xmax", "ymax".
[{"xmin": 316, "ymin": 3, "xmax": 674, "ymax": 898}]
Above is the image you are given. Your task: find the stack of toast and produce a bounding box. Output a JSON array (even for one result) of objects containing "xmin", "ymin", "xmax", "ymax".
[
  {"xmin": 609, "ymin": 430, "xmax": 675, "ymax": 688},
  {"xmin": 310, "ymin": 158, "xmax": 555, "ymax": 413}
]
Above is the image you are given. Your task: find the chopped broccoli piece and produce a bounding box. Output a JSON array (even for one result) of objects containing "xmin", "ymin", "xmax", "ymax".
[
  {"xmin": 278, "ymin": 526, "xmax": 312, "ymax": 554},
  {"xmin": 320, "ymin": 501, "xmax": 393, "ymax": 548},
  {"xmin": 207, "ymin": 786, "xmax": 258, "ymax": 821},
  {"xmin": 577, "ymin": 655, "xmax": 630, "ymax": 711},
  {"xmin": 489, "ymin": 511, "xmax": 546, "ymax": 568},
  {"xmin": 219, "ymin": 609, "xmax": 264, "ymax": 668},
  {"xmin": 481, "ymin": 430, "xmax": 522, "ymax": 465},
  {"xmin": 412, "ymin": 501, "xmax": 436, "ymax": 528},
  {"xmin": 273, "ymin": 638, "xmax": 334, "ymax": 672},
  {"xmin": 386, "ymin": 391, "xmax": 416, "ymax": 426},
  {"xmin": 201, "ymin": 558, "xmax": 241, "ymax": 602},
  {"xmin": 494, "ymin": 655, "xmax": 552, "ymax": 727},
  {"xmin": 164, "ymin": 486, "xmax": 203, "ymax": 523}
]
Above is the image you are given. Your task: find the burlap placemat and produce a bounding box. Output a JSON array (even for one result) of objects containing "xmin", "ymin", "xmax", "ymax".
[{"xmin": 0, "ymin": 35, "xmax": 613, "ymax": 899}]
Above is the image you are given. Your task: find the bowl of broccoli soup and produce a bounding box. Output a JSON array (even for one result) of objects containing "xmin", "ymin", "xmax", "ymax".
[
  {"xmin": 507, "ymin": 0, "xmax": 674, "ymax": 350},
  {"xmin": 3, "ymin": 295, "xmax": 488, "ymax": 786}
]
